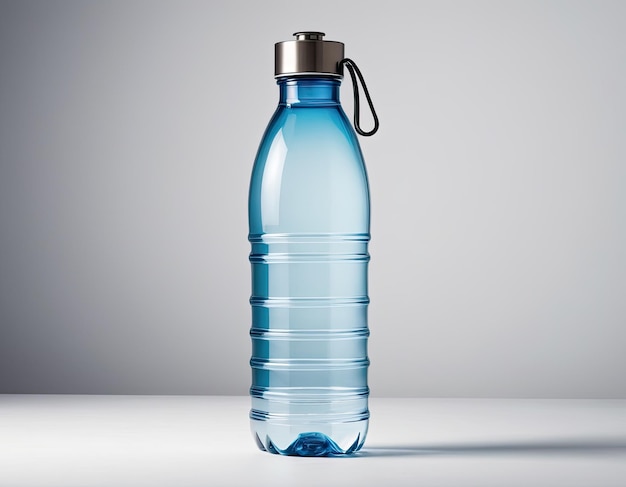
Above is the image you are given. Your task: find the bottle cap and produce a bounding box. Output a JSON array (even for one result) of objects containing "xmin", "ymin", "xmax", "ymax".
[{"xmin": 275, "ymin": 32, "xmax": 345, "ymax": 78}]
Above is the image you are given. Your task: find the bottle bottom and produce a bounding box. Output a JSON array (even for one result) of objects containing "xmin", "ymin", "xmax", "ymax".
[{"xmin": 251, "ymin": 419, "xmax": 368, "ymax": 456}]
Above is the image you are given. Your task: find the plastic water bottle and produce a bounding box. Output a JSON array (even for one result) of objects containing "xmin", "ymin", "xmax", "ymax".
[{"xmin": 248, "ymin": 32, "xmax": 378, "ymax": 456}]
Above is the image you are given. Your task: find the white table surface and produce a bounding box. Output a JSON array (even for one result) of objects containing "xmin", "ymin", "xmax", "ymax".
[{"xmin": 1, "ymin": 395, "xmax": 625, "ymax": 487}]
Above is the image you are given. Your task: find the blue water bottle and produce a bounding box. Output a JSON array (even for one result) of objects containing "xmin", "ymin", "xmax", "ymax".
[{"xmin": 248, "ymin": 32, "xmax": 379, "ymax": 456}]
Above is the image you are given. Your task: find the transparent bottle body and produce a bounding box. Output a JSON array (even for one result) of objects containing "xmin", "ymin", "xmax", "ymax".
[{"xmin": 248, "ymin": 78, "xmax": 370, "ymax": 456}]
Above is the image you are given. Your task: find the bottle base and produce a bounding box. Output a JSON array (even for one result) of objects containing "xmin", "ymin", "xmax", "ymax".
[
  {"xmin": 256, "ymin": 431, "xmax": 362, "ymax": 456},
  {"xmin": 251, "ymin": 419, "xmax": 368, "ymax": 456}
]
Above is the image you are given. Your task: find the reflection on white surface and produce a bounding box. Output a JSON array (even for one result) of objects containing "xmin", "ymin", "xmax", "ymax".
[{"xmin": 1, "ymin": 396, "xmax": 625, "ymax": 487}]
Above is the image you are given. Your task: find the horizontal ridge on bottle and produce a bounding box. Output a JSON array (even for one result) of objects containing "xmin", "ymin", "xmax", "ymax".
[
  {"xmin": 250, "ymin": 357, "xmax": 370, "ymax": 370},
  {"xmin": 248, "ymin": 232, "xmax": 370, "ymax": 243},
  {"xmin": 249, "ymin": 386, "xmax": 370, "ymax": 399},
  {"xmin": 250, "ymin": 409, "xmax": 370, "ymax": 423},
  {"xmin": 250, "ymin": 327, "xmax": 370, "ymax": 339},
  {"xmin": 249, "ymin": 296, "xmax": 369, "ymax": 307},
  {"xmin": 250, "ymin": 253, "xmax": 370, "ymax": 263}
]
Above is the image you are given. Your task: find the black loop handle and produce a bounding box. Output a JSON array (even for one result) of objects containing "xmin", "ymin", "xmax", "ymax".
[{"xmin": 340, "ymin": 58, "xmax": 379, "ymax": 137}]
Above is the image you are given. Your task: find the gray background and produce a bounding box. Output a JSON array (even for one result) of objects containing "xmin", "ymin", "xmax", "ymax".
[{"xmin": 0, "ymin": 0, "xmax": 624, "ymax": 398}]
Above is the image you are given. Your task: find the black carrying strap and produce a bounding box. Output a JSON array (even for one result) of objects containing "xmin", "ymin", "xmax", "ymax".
[{"xmin": 340, "ymin": 58, "xmax": 379, "ymax": 137}]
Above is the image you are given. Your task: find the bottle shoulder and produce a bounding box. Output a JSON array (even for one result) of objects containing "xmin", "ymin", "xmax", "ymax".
[
  {"xmin": 249, "ymin": 106, "xmax": 370, "ymax": 235},
  {"xmin": 254, "ymin": 105, "xmax": 364, "ymax": 167}
]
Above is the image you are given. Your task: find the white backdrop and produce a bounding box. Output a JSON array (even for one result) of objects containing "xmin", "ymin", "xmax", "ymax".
[{"xmin": 0, "ymin": 0, "xmax": 624, "ymax": 397}]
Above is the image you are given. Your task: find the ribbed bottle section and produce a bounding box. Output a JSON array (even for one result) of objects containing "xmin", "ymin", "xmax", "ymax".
[{"xmin": 249, "ymin": 233, "xmax": 370, "ymax": 453}]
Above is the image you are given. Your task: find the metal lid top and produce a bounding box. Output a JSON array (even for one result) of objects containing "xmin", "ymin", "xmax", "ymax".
[{"xmin": 275, "ymin": 32, "xmax": 345, "ymax": 78}]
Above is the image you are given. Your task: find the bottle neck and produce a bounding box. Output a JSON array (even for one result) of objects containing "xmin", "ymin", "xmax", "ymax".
[{"xmin": 277, "ymin": 77, "xmax": 341, "ymax": 106}]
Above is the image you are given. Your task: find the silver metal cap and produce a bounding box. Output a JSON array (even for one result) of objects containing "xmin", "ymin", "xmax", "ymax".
[{"xmin": 275, "ymin": 32, "xmax": 345, "ymax": 78}]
